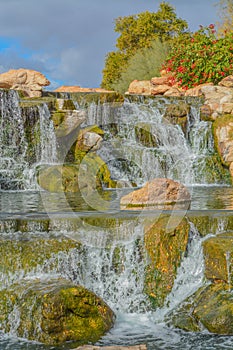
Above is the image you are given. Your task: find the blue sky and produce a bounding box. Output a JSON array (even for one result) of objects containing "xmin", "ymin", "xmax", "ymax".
[{"xmin": 0, "ymin": 0, "xmax": 218, "ymax": 89}]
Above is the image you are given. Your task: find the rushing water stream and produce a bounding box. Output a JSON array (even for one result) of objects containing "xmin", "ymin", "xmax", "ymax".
[{"xmin": 1, "ymin": 90, "xmax": 233, "ymax": 349}]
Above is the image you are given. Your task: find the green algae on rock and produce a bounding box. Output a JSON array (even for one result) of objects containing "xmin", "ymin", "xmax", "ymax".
[
  {"xmin": 0, "ymin": 278, "xmax": 115, "ymax": 345},
  {"xmin": 144, "ymin": 215, "xmax": 190, "ymax": 308}
]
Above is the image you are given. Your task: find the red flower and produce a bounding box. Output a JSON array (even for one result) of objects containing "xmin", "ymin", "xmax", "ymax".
[{"xmin": 209, "ymin": 24, "xmax": 215, "ymax": 29}]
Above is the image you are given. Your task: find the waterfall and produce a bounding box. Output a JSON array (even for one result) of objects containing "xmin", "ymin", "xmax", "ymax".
[
  {"xmin": 83, "ymin": 97, "xmax": 226, "ymax": 186},
  {"xmin": 0, "ymin": 90, "xmax": 29, "ymax": 190},
  {"xmin": 37, "ymin": 104, "xmax": 57, "ymax": 164},
  {"xmin": 0, "ymin": 91, "xmax": 57, "ymax": 190}
]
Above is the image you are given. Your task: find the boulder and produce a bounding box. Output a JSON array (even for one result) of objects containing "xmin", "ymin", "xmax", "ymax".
[
  {"xmin": 0, "ymin": 278, "xmax": 115, "ymax": 345},
  {"xmin": 164, "ymin": 87, "xmax": 183, "ymax": 97},
  {"xmin": 219, "ymin": 75, "xmax": 233, "ymax": 88},
  {"xmin": 0, "ymin": 68, "xmax": 50, "ymax": 97},
  {"xmin": 120, "ymin": 178, "xmax": 191, "ymax": 209},
  {"xmin": 213, "ymin": 114, "xmax": 233, "ymax": 166},
  {"xmin": 203, "ymin": 232, "xmax": 233, "ymax": 284},
  {"xmin": 144, "ymin": 215, "xmax": 190, "ymax": 307},
  {"xmin": 151, "ymin": 84, "xmax": 171, "ymax": 95},
  {"xmin": 151, "ymin": 74, "xmax": 173, "ymax": 86},
  {"xmin": 169, "ymin": 282, "xmax": 233, "ymax": 334},
  {"xmin": 127, "ymin": 80, "xmax": 152, "ymax": 95},
  {"xmin": 75, "ymin": 125, "xmax": 104, "ymax": 154}
]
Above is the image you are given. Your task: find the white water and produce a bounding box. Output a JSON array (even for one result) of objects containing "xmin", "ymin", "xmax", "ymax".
[{"xmin": 85, "ymin": 98, "xmax": 226, "ymax": 186}]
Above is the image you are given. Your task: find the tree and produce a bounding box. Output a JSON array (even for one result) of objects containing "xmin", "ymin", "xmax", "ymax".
[
  {"xmin": 101, "ymin": 2, "xmax": 188, "ymax": 90},
  {"xmin": 112, "ymin": 39, "xmax": 170, "ymax": 94},
  {"xmin": 216, "ymin": 0, "xmax": 233, "ymax": 35}
]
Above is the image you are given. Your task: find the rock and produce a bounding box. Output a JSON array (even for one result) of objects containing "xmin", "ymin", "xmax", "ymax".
[
  {"xmin": 0, "ymin": 68, "xmax": 50, "ymax": 97},
  {"xmin": 0, "ymin": 278, "xmax": 115, "ymax": 345},
  {"xmin": 151, "ymin": 74, "xmax": 173, "ymax": 86},
  {"xmin": 75, "ymin": 125, "xmax": 104, "ymax": 154},
  {"xmin": 219, "ymin": 75, "xmax": 233, "ymax": 88},
  {"xmin": 163, "ymin": 102, "xmax": 190, "ymax": 133},
  {"xmin": 120, "ymin": 178, "xmax": 191, "ymax": 209},
  {"xmin": 135, "ymin": 122, "xmax": 158, "ymax": 148},
  {"xmin": 169, "ymin": 282, "xmax": 233, "ymax": 335},
  {"xmin": 213, "ymin": 115, "xmax": 233, "ymax": 166},
  {"xmin": 164, "ymin": 87, "xmax": 183, "ymax": 97},
  {"xmin": 37, "ymin": 154, "xmax": 115, "ymax": 194},
  {"xmin": 53, "ymin": 110, "xmax": 86, "ymax": 138},
  {"xmin": 203, "ymin": 232, "xmax": 233, "ymax": 284},
  {"xmin": 54, "ymin": 85, "xmax": 114, "ymax": 93},
  {"xmin": 127, "ymin": 80, "xmax": 152, "ymax": 95},
  {"xmin": 184, "ymin": 83, "xmax": 214, "ymax": 97},
  {"xmin": 74, "ymin": 345, "xmax": 147, "ymax": 350},
  {"xmin": 144, "ymin": 215, "xmax": 190, "ymax": 307},
  {"xmin": 151, "ymin": 84, "xmax": 171, "ymax": 95}
]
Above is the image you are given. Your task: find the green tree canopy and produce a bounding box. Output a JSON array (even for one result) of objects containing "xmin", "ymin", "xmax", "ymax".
[
  {"xmin": 216, "ymin": 0, "xmax": 233, "ymax": 35},
  {"xmin": 101, "ymin": 1, "xmax": 188, "ymax": 90}
]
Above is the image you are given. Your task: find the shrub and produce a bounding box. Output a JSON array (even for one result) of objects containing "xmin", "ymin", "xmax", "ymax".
[
  {"xmin": 164, "ymin": 25, "xmax": 233, "ymax": 89},
  {"xmin": 112, "ymin": 39, "xmax": 170, "ymax": 94}
]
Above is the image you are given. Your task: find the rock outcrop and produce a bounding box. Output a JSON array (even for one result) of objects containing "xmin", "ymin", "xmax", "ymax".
[
  {"xmin": 0, "ymin": 68, "xmax": 50, "ymax": 97},
  {"xmin": 120, "ymin": 178, "xmax": 191, "ymax": 209}
]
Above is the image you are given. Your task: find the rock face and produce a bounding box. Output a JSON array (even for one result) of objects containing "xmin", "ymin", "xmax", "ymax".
[
  {"xmin": 127, "ymin": 80, "xmax": 152, "ymax": 95},
  {"xmin": 0, "ymin": 278, "xmax": 115, "ymax": 345},
  {"xmin": 0, "ymin": 68, "xmax": 50, "ymax": 97},
  {"xmin": 213, "ymin": 115, "xmax": 233, "ymax": 169},
  {"xmin": 120, "ymin": 178, "xmax": 191, "ymax": 209}
]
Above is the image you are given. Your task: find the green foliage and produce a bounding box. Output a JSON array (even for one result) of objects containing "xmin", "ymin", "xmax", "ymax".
[
  {"xmin": 164, "ymin": 25, "xmax": 233, "ymax": 89},
  {"xmin": 216, "ymin": 0, "xmax": 233, "ymax": 36},
  {"xmin": 101, "ymin": 1, "xmax": 188, "ymax": 90},
  {"xmin": 112, "ymin": 40, "xmax": 170, "ymax": 94}
]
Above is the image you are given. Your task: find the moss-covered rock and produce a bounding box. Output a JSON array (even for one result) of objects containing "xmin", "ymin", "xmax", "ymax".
[
  {"xmin": 163, "ymin": 102, "xmax": 190, "ymax": 134},
  {"xmin": 169, "ymin": 282, "xmax": 233, "ymax": 335},
  {"xmin": 203, "ymin": 233, "xmax": 233, "ymax": 284},
  {"xmin": 213, "ymin": 114, "xmax": 233, "ymax": 167},
  {"xmin": 0, "ymin": 278, "xmax": 115, "ymax": 345},
  {"xmin": 0, "ymin": 236, "xmax": 81, "ymax": 287},
  {"xmin": 144, "ymin": 215, "xmax": 190, "ymax": 308},
  {"xmin": 37, "ymin": 153, "xmax": 115, "ymax": 193},
  {"xmin": 135, "ymin": 122, "xmax": 157, "ymax": 148}
]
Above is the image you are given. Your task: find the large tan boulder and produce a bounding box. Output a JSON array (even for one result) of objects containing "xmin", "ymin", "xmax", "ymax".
[
  {"xmin": 127, "ymin": 80, "xmax": 152, "ymax": 95},
  {"xmin": 151, "ymin": 84, "xmax": 171, "ymax": 95},
  {"xmin": 120, "ymin": 178, "xmax": 190, "ymax": 209},
  {"xmin": 219, "ymin": 75, "xmax": 233, "ymax": 88},
  {"xmin": 0, "ymin": 68, "xmax": 50, "ymax": 97}
]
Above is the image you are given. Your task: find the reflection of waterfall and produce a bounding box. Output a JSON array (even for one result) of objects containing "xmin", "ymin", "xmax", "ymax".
[{"xmin": 84, "ymin": 98, "xmax": 228, "ymax": 186}]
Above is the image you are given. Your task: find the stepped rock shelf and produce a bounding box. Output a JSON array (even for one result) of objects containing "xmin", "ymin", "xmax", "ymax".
[{"xmin": 1, "ymin": 85, "xmax": 233, "ymax": 349}]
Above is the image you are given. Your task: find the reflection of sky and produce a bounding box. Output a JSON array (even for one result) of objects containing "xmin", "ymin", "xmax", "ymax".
[{"xmin": 0, "ymin": 0, "xmax": 218, "ymax": 89}]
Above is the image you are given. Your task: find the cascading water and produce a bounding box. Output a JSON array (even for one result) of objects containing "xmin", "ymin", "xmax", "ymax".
[
  {"xmin": 83, "ymin": 97, "xmax": 228, "ymax": 186},
  {"xmin": 0, "ymin": 90, "xmax": 58, "ymax": 190}
]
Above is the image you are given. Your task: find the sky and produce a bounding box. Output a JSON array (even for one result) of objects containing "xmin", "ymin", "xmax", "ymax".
[{"xmin": 0, "ymin": 0, "xmax": 219, "ymax": 89}]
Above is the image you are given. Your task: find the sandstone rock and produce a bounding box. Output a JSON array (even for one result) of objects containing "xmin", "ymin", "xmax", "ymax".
[
  {"xmin": 213, "ymin": 115, "xmax": 233, "ymax": 165},
  {"xmin": 54, "ymin": 85, "xmax": 113, "ymax": 93},
  {"xmin": 127, "ymin": 80, "xmax": 152, "ymax": 95},
  {"xmin": 185, "ymin": 83, "xmax": 214, "ymax": 97},
  {"xmin": 0, "ymin": 278, "xmax": 115, "ymax": 345},
  {"xmin": 151, "ymin": 84, "xmax": 171, "ymax": 95},
  {"xmin": 120, "ymin": 178, "xmax": 190, "ymax": 209},
  {"xmin": 76, "ymin": 126, "xmax": 104, "ymax": 153},
  {"xmin": 151, "ymin": 74, "xmax": 173, "ymax": 86},
  {"xmin": 0, "ymin": 68, "xmax": 50, "ymax": 97},
  {"xmin": 164, "ymin": 87, "xmax": 183, "ymax": 97},
  {"xmin": 218, "ymin": 75, "xmax": 233, "ymax": 88}
]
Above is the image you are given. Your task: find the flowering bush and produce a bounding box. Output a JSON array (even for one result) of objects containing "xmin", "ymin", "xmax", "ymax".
[{"xmin": 164, "ymin": 25, "xmax": 233, "ymax": 89}]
